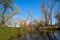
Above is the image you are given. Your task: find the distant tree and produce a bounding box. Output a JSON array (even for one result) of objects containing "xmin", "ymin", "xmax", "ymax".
[
  {"xmin": 55, "ymin": 13, "xmax": 60, "ymax": 26},
  {"xmin": 0, "ymin": 0, "xmax": 19, "ymax": 25}
]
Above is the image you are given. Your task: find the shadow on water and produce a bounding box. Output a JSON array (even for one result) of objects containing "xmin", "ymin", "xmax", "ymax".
[{"xmin": 9, "ymin": 30, "xmax": 60, "ymax": 40}]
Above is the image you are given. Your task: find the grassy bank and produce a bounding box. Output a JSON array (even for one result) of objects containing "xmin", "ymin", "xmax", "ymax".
[{"xmin": 0, "ymin": 26, "xmax": 24, "ymax": 40}]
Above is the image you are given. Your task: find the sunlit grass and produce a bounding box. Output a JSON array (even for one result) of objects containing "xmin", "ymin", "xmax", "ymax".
[{"xmin": 0, "ymin": 26, "xmax": 24, "ymax": 40}]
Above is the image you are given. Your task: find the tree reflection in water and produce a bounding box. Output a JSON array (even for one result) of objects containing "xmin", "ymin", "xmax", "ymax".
[{"xmin": 9, "ymin": 30, "xmax": 60, "ymax": 40}]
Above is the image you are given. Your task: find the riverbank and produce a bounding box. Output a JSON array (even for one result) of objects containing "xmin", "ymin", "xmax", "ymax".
[
  {"xmin": 0, "ymin": 26, "xmax": 60, "ymax": 40},
  {"xmin": 0, "ymin": 26, "xmax": 24, "ymax": 40}
]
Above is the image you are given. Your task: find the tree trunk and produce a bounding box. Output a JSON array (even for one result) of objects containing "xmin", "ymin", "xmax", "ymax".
[
  {"xmin": 50, "ymin": 8, "xmax": 52, "ymax": 27},
  {"xmin": 1, "ymin": 7, "xmax": 6, "ymax": 25},
  {"xmin": 45, "ymin": 15, "xmax": 48, "ymax": 26}
]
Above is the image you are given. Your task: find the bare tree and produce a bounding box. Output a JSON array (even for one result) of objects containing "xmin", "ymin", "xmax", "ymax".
[
  {"xmin": 40, "ymin": 2, "xmax": 49, "ymax": 26},
  {"xmin": 40, "ymin": 0, "xmax": 58, "ymax": 27},
  {"xmin": 49, "ymin": 0, "xmax": 57, "ymax": 27},
  {"xmin": 55, "ymin": 3, "xmax": 60, "ymax": 26},
  {"xmin": 0, "ymin": 0, "xmax": 20, "ymax": 25}
]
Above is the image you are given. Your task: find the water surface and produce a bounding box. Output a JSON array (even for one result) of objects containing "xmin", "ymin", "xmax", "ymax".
[{"xmin": 10, "ymin": 30, "xmax": 60, "ymax": 40}]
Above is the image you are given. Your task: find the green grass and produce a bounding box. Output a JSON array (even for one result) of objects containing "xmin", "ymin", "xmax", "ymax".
[{"xmin": 0, "ymin": 26, "xmax": 24, "ymax": 40}]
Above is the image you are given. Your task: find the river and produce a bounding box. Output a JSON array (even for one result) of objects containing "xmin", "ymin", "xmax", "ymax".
[{"xmin": 10, "ymin": 30, "xmax": 60, "ymax": 40}]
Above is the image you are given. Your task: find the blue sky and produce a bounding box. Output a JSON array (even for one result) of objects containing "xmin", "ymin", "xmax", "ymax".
[
  {"xmin": 13, "ymin": 0, "xmax": 58, "ymax": 24},
  {"xmin": 14, "ymin": 0, "xmax": 42, "ymax": 19}
]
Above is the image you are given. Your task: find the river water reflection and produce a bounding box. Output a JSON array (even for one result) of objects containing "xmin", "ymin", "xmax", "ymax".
[{"xmin": 10, "ymin": 30, "xmax": 60, "ymax": 40}]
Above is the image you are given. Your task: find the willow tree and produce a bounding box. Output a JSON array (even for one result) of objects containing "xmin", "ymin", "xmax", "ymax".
[{"xmin": 0, "ymin": 0, "xmax": 19, "ymax": 25}]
